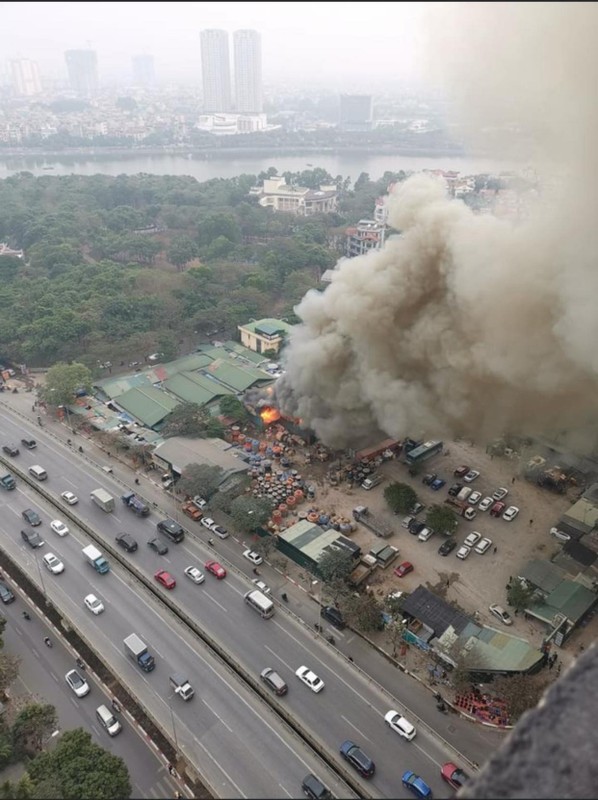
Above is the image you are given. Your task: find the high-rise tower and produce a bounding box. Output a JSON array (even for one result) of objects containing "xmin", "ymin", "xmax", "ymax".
[
  {"xmin": 200, "ymin": 29, "xmax": 232, "ymax": 112},
  {"xmin": 65, "ymin": 49, "xmax": 99, "ymax": 97},
  {"xmin": 10, "ymin": 59, "xmax": 42, "ymax": 96},
  {"xmin": 233, "ymin": 29, "xmax": 262, "ymax": 113}
]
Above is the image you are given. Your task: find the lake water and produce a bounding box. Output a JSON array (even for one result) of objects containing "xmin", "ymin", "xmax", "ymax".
[{"xmin": 0, "ymin": 150, "xmax": 523, "ymax": 182}]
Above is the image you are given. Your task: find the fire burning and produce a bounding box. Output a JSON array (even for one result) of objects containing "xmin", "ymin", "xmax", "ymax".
[{"xmin": 260, "ymin": 406, "xmax": 281, "ymax": 425}]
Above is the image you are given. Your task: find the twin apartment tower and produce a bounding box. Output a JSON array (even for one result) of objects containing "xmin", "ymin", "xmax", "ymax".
[{"xmin": 201, "ymin": 29, "xmax": 262, "ymax": 114}]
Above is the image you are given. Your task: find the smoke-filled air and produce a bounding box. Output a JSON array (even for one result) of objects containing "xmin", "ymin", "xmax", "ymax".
[{"xmin": 276, "ymin": 2, "xmax": 598, "ymax": 450}]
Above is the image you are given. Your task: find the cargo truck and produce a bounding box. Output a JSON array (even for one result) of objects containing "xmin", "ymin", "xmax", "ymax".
[
  {"xmin": 169, "ymin": 672, "xmax": 194, "ymax": 700},
  {"xmin": 0, "ymin": 470, "xmax": 16, "ymax": 490},
  {"xmin": 353, "ymin": 505, "xmax": 393, "ymax": 538},
  {"xmin": 82, "ymin": 544, "xmax": 110, "ymax": 574},
  {"xmin": 121, "ymin": 491, "xmax": 150, "ymax": 516},
  {"xmin": 123, "ymin": 633, "xmax": 155, "ymax": 672},
  {"xmin": 90, "ymin": 488, "xmax": 115, "ymax": 512},
  {"xmin": 444, "ymin": 497, "xmax": 477, "ymax": 521},
  {"xmin": 361, "ymin": 474, "xmax": 384, "ymax": 491}
]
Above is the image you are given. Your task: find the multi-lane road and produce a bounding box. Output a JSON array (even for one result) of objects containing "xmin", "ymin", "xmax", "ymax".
[{"xmin": 0, "ymin": 403, "xmax": 506, "ymax": 798}]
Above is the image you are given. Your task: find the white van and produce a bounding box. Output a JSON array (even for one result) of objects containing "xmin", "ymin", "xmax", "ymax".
[
  {"xmin": 361, "ymin": 474, "xmax": 383, "ymax": 491},
  {"xmin": 28, "ymin": 465, "xmax": 48, "ymax": 481},
  {"xmin": 95, "ymin": 704, "xmax": 122, "ymax": 736},
  {"xmin": 244, "ymin": 589, "xmax": 275, "ymax": 619}
]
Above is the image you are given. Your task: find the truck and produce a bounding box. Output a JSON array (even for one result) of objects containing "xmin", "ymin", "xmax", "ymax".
[
  {"xmin": 0, "ymin": 470, "xmax": 16, "ymax": 490},
  {"xmin": 90, "ymin": 488, "xmax": 115, "ymax": 513},
  {"xmin": 82, "ymin": 544, "xmax": 110, "ymax": 574},
  {"xmin": 121, "ymin": 491, "xmax": 150, "ymax": 517},
  {"xmin": 444, "ymin": 497, "xmax": 477, "ymax": 521},
  {"xmin": 123, "ymin": 634, "xmax": 155, "ymax": 672},
  {"xmin": 361, "ymin": 474, "xmax": 384, "ymax": 491},
  {"xmin": 169, "ymin": 672, "xmax": 194, "ymax": 700},
  {"xmin": 352, "ymin": 506, "xmax": 393, "ymax": 538},
  {"xmin": 182, "ymin": 501, "xmax": 202, "ymax": 521}
]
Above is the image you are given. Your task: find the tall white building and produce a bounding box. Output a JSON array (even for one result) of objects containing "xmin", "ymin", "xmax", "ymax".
[
  {"xmin": 233, "ymin": 30, "xmax": 262, "ymax": 113},
  {"xmin": 10, "ymin": 59, "xmax": 42, "ymax": 97},
  {"xmin": 200, "ymin": 29, "xmax": 232, "ymax": 112}
]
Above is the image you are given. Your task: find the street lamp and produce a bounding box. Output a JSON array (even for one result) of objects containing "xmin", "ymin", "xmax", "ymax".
[{"xmin": 311, "ymin": 579, "xmax": 322, "ymax": 634}]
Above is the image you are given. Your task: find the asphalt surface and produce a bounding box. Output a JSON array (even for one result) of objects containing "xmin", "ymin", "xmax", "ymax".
[{"xmin": 0, "ymin": 397, "xmax": 508, "ymax": 798}]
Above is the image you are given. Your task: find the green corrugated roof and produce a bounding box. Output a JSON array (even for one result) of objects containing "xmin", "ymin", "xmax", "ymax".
[
  {"xmin": 239, "ymin": 318, "xmax": 294, "ymax": 336},
  {"xmin": 116, "ymin": 386, "xmax": 180, "ymax": 428},
  {"xmin": 94, "ymin": 373, "xmax": 152, "ymax": 399},
  {"xmin": 221, "ymin": 341, "xmax": 267, "ymax": 365},
  {"xmin": 545, "ymin": 580, "xmax": 596, "ymax": 623},
  {"xmin": 206, "ymin": 359, "xmax": 273, "ymax": 392},
  {"xmin": 164, "ymin": 372, "xmax": 233, "ymax": 405},
  {"xmin": 520, "ymin": 559, "xmax": 567, "ymax": 593},
  {"xmin": 146, "ymin": 353, "xmax": 214, "ymax": 382},
  {"xmin": 461, "ymin": 629, "xmax": 544, "ymax": 672}
]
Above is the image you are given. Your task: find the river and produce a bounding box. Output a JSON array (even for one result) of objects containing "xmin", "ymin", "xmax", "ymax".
[{"xmin": 0, "ymin": 150, "xmax": 524, "ymax": 182}]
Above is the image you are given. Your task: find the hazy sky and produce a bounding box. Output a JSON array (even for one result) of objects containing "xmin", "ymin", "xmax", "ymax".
[{"xmin": 2, "ymin": 1, "xmax": 426, "ymax": 89}]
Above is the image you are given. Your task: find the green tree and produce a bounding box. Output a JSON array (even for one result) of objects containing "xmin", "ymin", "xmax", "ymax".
[
  {"xmin": 0, "ymin": 654, "xmax": 20, "ymax": 695},
  {"xmin": 0, "ymin": 775, "xmax": 34, "ymax": 799},
  {"xmin": 39, "ymin": 362, "xmax": 92, "ymax": 408},
  {"xmin": 229, "ymin": 496, "xmax": 272, "ymax": 532},
  {"xmin": 507, "ymin": 580, "xmax": 536, "ymax": 612},
  {"xmin": 344, "ymin": 593, "xmax": 384, "ymax": 632},
  {"xmin": 425, "ymin": 505, "xmax": 458, "ymax": 536},
  {"xmin": 12, "ymin": 703, "xmax": 57, "ymax": 757},
  {"xmin": 177, "ymin": 463, "xmax": 224, "ymax": 499},
  {"xmin": 317, "ymin": 549, "xmax": 354, "ymax": 584},
  {"xmin": 384, "ymin": 482, "xmax": 417, "ymax": 514},
  {"xmin": 161, "ymin": 402, "xmax": 213, "ymax": 438},
  {"xmin": 167, "ymin": 237, "xmax": 199, "ymax": 271},
  {"xmin": 27, "ymin": 728, "xmax": 131, "ymax": 799},
  {"xmin": 219, "ymin": 395, "xmax": 248, "ymax": 420}
]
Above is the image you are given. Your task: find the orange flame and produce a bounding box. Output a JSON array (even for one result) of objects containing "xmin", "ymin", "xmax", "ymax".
[{"xmin": 260, "ymin": 407, "xmax": 281, "ymax": 425}]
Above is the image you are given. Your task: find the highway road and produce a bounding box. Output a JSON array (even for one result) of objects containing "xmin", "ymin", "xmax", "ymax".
[
  {"xmin": 0, "ymin": 403, "xmax": 504, "ymax": 798},
  {"xmin": 2, "ymin": 607, "xmax": 181, "ymax": 799}
]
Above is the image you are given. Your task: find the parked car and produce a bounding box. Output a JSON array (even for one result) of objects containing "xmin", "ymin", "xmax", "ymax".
[
  {"xmin": 463, "ymin": 470, "xmax": 480, "ymax": 483},
  {"xmin": 438, "ymin": 538, "xmax": 457, "ymax": 556},
  {"xmin": 394, "ymin": 561, "xmax": 414, "ymax": 578},
  {"xmin": 456, "ymin": 544, "xmax": 471, "ymax": 560},
  {"xmin": 115, "ymin": 532, "xmax": 138, "ymax": 552},
  {"xmin": 417, "ymin": 527, "xmax": 434, "ymax": 542},
  {"xmin": 402, "ymin": 770, "xmax": 433, "ymax": 799},
  {"xmin": 490, "ymin": 501, "xmax": 507, "ymax": 517},
  {"xmin": 21, "ymin": 528, "xmax": 44, "ymax": 548},
  {"xmin": 409, "ymin": 502, "xmax": 425, "ymax": 515},
  {"xmin": 0, "ymin": 583, "xmax": 15, "ymax": 604},
  {"xmin": 192, "ymin": 496, "xmax": 208, "ymax": 511},
  {"xmin": 453, "ymin": 465, "xmax": 470, "ymax": 477},
  {"xmin": 489, "ymin": 604, "xmax": 513, "ymax": 626},
  {"xmin": 468, "ymin": 491, "xmax": 482, "ymax": 505},
  {"xmin": 205, "ymin": 560, "xmax": 227, "ymax": 579},
  {"xmin": 408, "ymin": 521, "xmax": 425, "ymax": 536},
  {"xmin": 503, "ymin": 505, "xmax": 520, "ymax": 521},
  {"xmin": 200, "ymin": 517, "xmax": 216, "ymax": 530},
  {"xmin": 478, "ymin": 496, "xmax": 494, "ymax": 512},
  {"xmin": 295, "ymin": 666, "xmax": 325, "ymax": 693},
  {"xmin": 22, "ymin": 508, "xmax": 41, "ymax": 527},
  {"xmin": 440, "ymin": 762, "xmax": 469, "ymax": 790},
  {"xmin": 212, "ymin": 524, "xmax": 229, "ymax": 539},
  {"xmin": 252, "ymin": 578, "xmax": 271, "ymax": 594},
  {"xmin": 492, "ymin": 487, "xmax": 509, "ymax": 501},
  {"xmin": 430, "ymin": 478, "xmax": 446, "ymax": 491},
  {"xmin": 154, "ymin": 569, "xmax": 176, "ymax": 589},
  {"xmin": 550, "ymin": 527, "xmax": 571, "ymax": 542},
  {"xmin": 339, "ymin": 741, "xmax": 375, "ymax": 778},
  {"xmin": 184, "ymin": 566, "xmax": 205, "ymax": 584},
  {"xmin": 384, "ymin": 710, "xmax": 416, "ymax": 740},
  {"xmin": 401, "ymin": 515, "xmax": 415, "ymax": 529},
  {"xmin": 320, "ymin": 606, "xmax": 345, "ymax": 629},
  {"xmin": 448, "ymin": 483, "xmax": 463, "ymax": 497},
  {"xmin": 65, "ymin": 669, "xmax": 90, "ymax": 698},
  {"xmin": 148, "ymin": 538, "xmax": 169, "ymax": 555},
  {"xmin": 61, "ymin": 490, "xmax": 78, "ymax": 505},
  {"xmin": 422, "ymin": 473, "xmax": 437, "ymax": 486},
  {"xmin": 243, "ymin": 549, "xmax": 263, "ymax": 566},
  {"xmin": 464, "ymin": 531, "xmax": 481, "ymax": 548},
  {"xmin": 474, "ymin": 537, "xmax": 493, "ymax": 555}
]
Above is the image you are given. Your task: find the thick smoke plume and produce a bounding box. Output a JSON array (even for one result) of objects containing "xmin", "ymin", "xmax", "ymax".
[{"xmin": 277, "ymin": 3, "xmax": 598, "ymax": 449}]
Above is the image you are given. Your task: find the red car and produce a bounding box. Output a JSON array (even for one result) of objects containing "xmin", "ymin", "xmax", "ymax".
[
  {"xmin": 394, "ymin": 561, "xmax": 414, "ymax": 578},
  {"xmin": 453, "ymin": 465, "xmax": 470, "ymax": 478},
  {"xmin": 440, "ymin": 762, "xmax": 469, "ymax": 790},
  {"xmin": 154, "ymin": 569, "xmax": 176, "ymax": 590},
  {"xmin": 205, "ymin": 560, "xmax": 227, "ymax": 579},
  {"xmin": 489, "ymin": 500, "xmax": 507, "ymax": 517}
]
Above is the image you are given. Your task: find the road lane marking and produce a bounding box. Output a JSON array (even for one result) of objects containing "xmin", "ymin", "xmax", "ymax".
[
  {"xmin": 279, "ymin": 783, "xmax": 293, "ymax": 798},
  {"xmin": 341, "ymin": 714, "xmax": 370, "ymax": 740},
  {"xmin": 205, "ymin": 594, "xmax": 228, "ymax": 612},
  {"xmin": 192, "ymin": 734, "xmax": 247, "ymax": 798},
  {"xmin": 202, "ymin": 699, "xmax": 233, "ymax": 733},
  {"xmin": 264, "ymin": 644, "xmax": 294, "ymax": 673}
]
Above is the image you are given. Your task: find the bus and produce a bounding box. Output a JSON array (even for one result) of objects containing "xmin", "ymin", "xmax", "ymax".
[
  {"xmin": 244, "ymin": 589, "xmax": 275, "ymax": 619},
  {"xmin": 405, "ymin": 440, "xmax": 444, "ymax": 466}
]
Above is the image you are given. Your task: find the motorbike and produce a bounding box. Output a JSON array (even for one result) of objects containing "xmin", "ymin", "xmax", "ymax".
[
  {"xmin": 326, "ymin": 634, "xmax": 335, "ymax": 645},
  {"xmin": 22, "ymin": 611, "xmax": 31, "ymax": 621},
  {"xmin": 436, "ymin": 702, "xmax": 448, "ymax": 714},
  {"xmin": 281, "ymin": 592, "xmax": 288, "ymax": 603},
  {"xmin": 76, "ymin": 658, "xmax": 86, "ymax": 671},
  {"xmin": 44, "ymin": 637, "xmax": 53, "ymax": 648}
]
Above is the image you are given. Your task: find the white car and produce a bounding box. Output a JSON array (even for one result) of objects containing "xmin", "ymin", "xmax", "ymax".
[
  {"xmin": 212, "ymin": 524, "xmax": 229, "ymax": 539},
  {"xmin": 503, "ymin": 505, "xmax": 520, "ymax": 522},
  {"xmin": 417, "ymin": 527, "xmax": 434, "ymax": 542},
  {"xmin": 550, "ymin": 527, "xmax": 571, "ymax": 542},
  {"xmin": 489, "ymin": 604, "xmax": 513, "ymax": 626},
  {"xmin": 43, "ymin": 553, "xmax": 65, "ymax": 574},
  {"xmin": 464, "ymin": 531, "xmax": 481, "ymax": 548},
  {"xmin": 468, "ymin": 491, "xmax": 482, "ymax": 505},
  {"xmin": 474, "ymin": 536, "xmax": 493, "ymax": 555},
  {"xmin": 84, "ymin": 593, "xmax": 104, "ymax": 614},
  {"xmin": 192, "ymin": 496, "xmax": 208, "ymax": 511},
  {"xmin": 463, "ymin": 507, "xmax": 477, "ymax": 521},
  {"xmin": 65, "ymin": 669, "xmax": 90, "ymax": 697},
  {"xmin": 295, "ymin": 666, "xmax": 325, "ymax": 693},
  {"xmin": 384, "ymin": 710, "xmax": 416, "ymax": 740},
  {"xmin": 456, "ymin": 544, "xmax": 471, "ymax": 560},
  {"xmin": 61, "ymin": 491, "xmax": 78, "ymax": 505},
  {"xmin": 50, "ymin": 519, "xmax": 69, "ymax": 537},
  {"xmin": 243, "ymin": 549, "xmax": 263, "ymax": 566},
  {"xmin": 201, "ymin": 517, "xmax": 215, "ymax": 530},
  {"xmin": 401, "ymin": 515, "xmax": 415, "ymax": 529},
  {"xmin": 252, "ymin": 578, "xmax": 271, "ymax": 594},
  {"xmin": 478, "ymin": 496, "xmax": 494, "ymax": 512},
  {"xmin": 492, "ymin": 487, "xmax": 509, "ymax": 501},
  {"xmin": 463, "ymin": 470, "xmax": 480, "ymax": 483},
  {"xmin": 184, "ymin": 566, "xmax": 205, "ymax": 584}
]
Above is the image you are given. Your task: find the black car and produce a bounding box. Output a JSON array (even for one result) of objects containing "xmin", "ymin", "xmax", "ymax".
[
  {"xmin": 148, "ymin": 538, "xmax": 169, "ymax": 555},
  {"xmin": 408, "ymin": 520, "xmax": 425, "ymax": 536},
  {"xmin": 2, "ymin": 444, "xmax": 19, "ymax": 457},
  {"xmin": 448, "ymin": 483, "xmax": 463, "ymax": 497},
  {"xmin": 260, "ymin": 667, "xmax": 288, "ymax": 697},
  {"xmin": 0, "ymin": 582, "xmax": 15, "ymax": 604},
  {"xmin": 21, "ymin": 529, "xmax": 44, "ymax": 548},
  {"xmin": 438, "ymin": 538, "xmax": 457, "ymax": 556},
  {"xmin": 340, "ymin": 740, "xmax": 375, "ymax": 778},
  {"xmin": 301, "ymin": 774, "xmax": 333, "ymax": 800},
  {"xmin": 156, "ymin": 519, "xmax": 185, "ymax": 543},
  {"xmin": 422, "ymin": 473, "xmax": 437, "ymax": 486},
  {"xmin": 320, "ymin": 606, "xmax": 346, "ymax": 630},
  {"xmin": 22, "ymin": 508, "xmax": 42, "ymax": 527},
  {"xmin": 20, "ymin": 438, "xmax": 37, "ymax": 449},
  {"xmin": 115, "ymin": 532, "xmax": 138, "ymax": 552}
]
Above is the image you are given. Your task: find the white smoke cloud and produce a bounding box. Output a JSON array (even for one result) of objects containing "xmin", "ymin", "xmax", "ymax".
[{"xmin": 277, "ymin": 3, "xmax": 598, "ymax": 449}]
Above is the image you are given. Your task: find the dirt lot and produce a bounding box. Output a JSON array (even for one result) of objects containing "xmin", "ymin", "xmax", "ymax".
[{"xmin": 282, "ymin": 437, "xmax": 583, "ymax": 662}]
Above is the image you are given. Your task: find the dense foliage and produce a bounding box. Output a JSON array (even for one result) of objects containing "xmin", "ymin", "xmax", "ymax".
[{"xmin": 0, "ymin": 169, "xmax": 405, "ymax": 367}]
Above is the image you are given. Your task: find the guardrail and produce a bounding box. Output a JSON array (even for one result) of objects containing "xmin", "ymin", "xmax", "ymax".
[{"xmin": 0, "ymin": 455, "xmax": 368, "ymax": 799}]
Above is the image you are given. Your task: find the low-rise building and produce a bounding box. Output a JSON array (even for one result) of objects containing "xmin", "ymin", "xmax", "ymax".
[
  {"xmin": 345, "ymin": 219, "xmax": 386, "ymax": 258},
  {"xmin": 249, "ymin": 176, "xmax": 338, "ymax": 215},
  {"xmin": 237, "ymin": 318, "xmax": 293, "ymax": 355}
]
